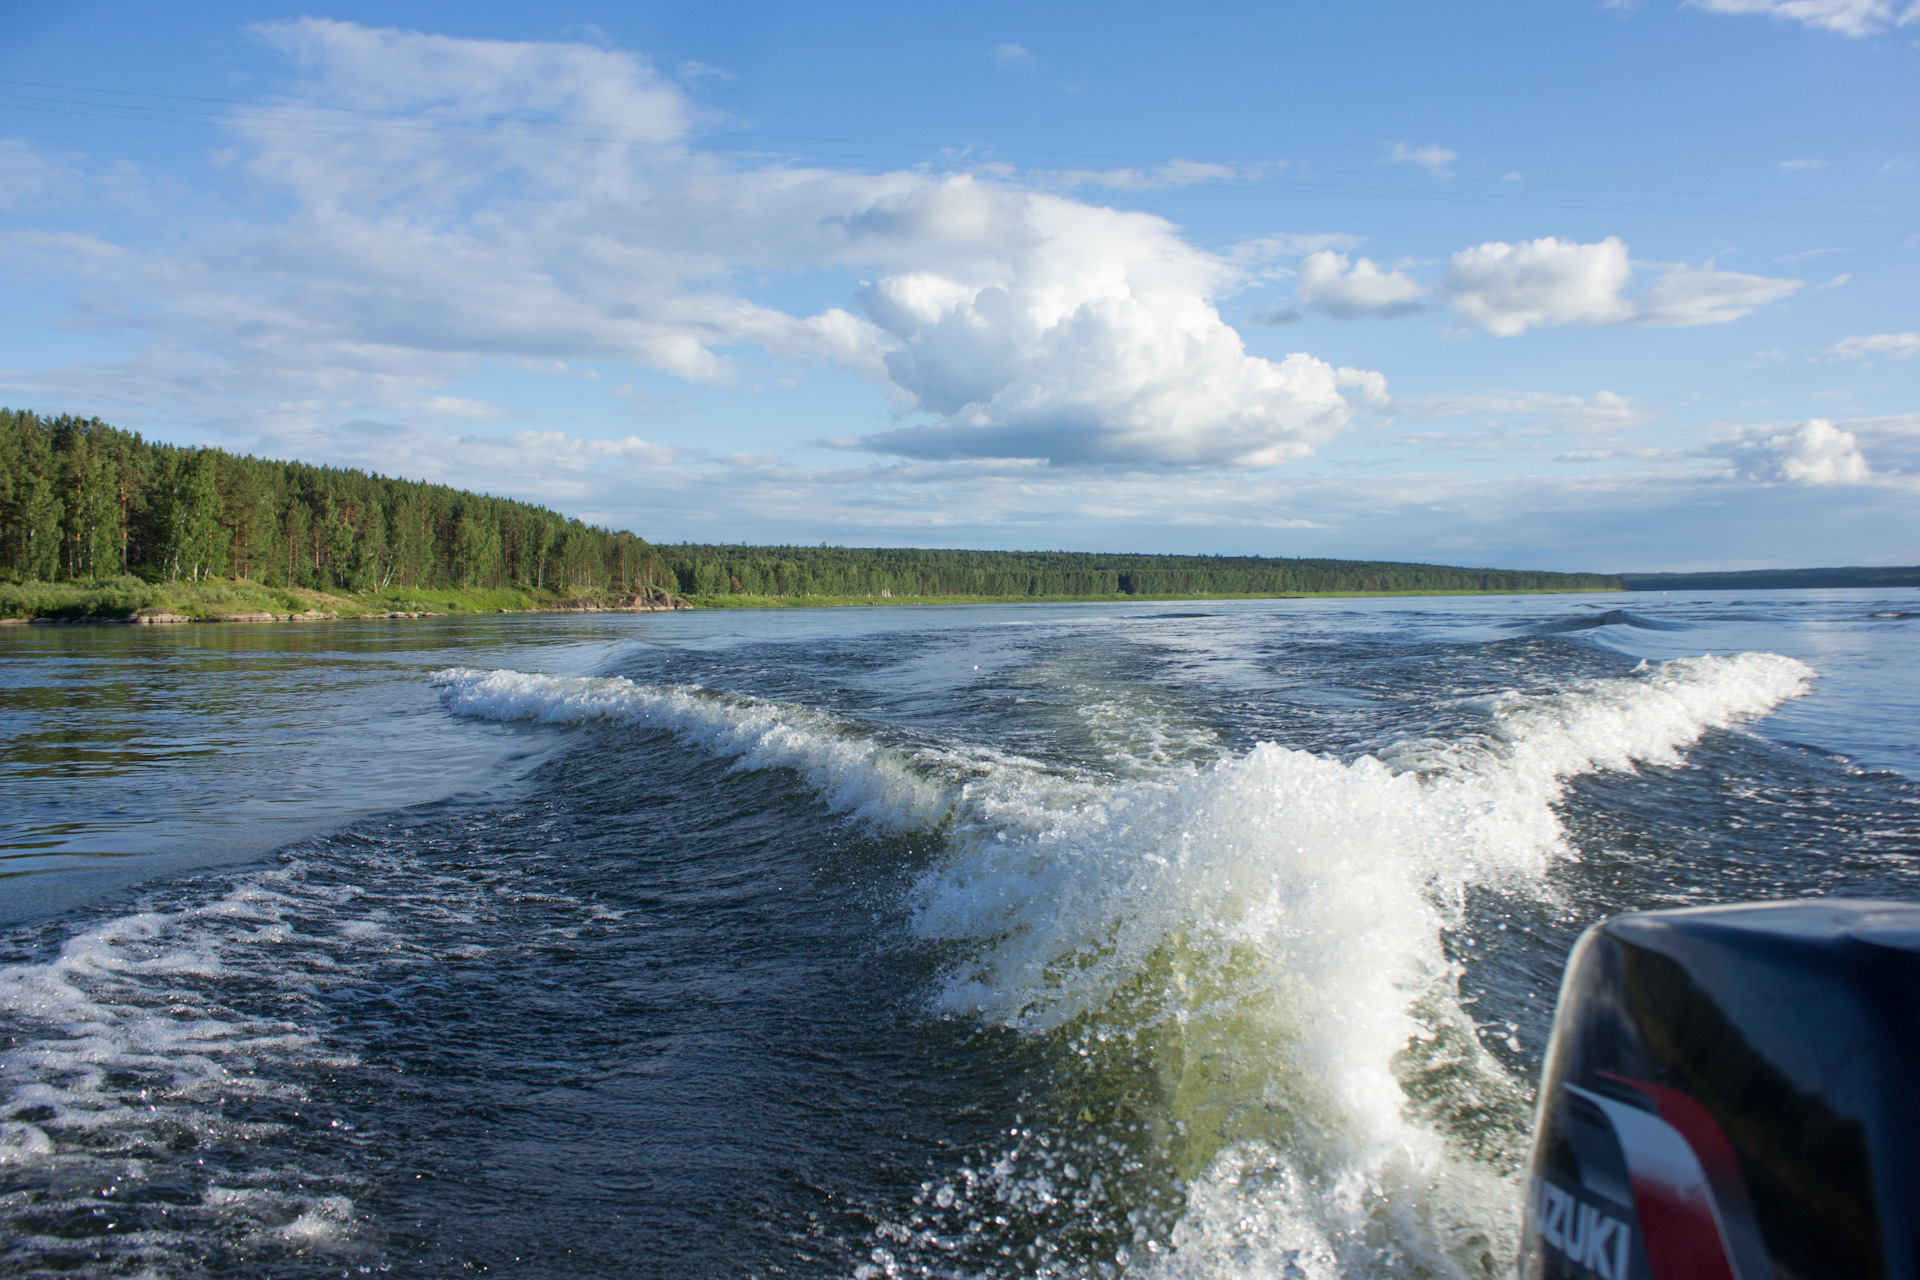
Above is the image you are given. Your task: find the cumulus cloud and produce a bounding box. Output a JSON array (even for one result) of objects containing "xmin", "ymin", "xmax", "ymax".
[
  {"xmin": 845, "ymin": 189, "xmax": 1365, "ymax": 467},
  {"xmin": 1826, "ymin": 332, "xmax": 1920, "ymax": 360},
  {"xmin": 1721, "ymin": 418, "xmax": 1872, "ymax": 484},
  {"xmin": 1687, "ymin": 0, "xmax": 1920, "ymax": 36},
  {"xmin": 1293, "ymin": 251, "xmax": 1428, "ymax": 320},
  {"xmin": 1441, "ymin": 237, "xmax": 1801, "ymax": 335},
  {"xmin": 1335, "ymin": 367, "xmax": 1392, "ymax": 410},
  {"xmin": 1443, "ymin": 237, "xmax": 1636, "ymax": 335},
  {"xmin": 1384, "ymin": 143, "xmax": 1458, "ymax": 176},
  {"xmin": 0, "ymin": 19, "xmax": 1383, "ymax": 474}
]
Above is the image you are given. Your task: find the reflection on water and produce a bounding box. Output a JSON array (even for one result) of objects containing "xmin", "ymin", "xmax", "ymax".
[
  {"xmin": 0, "ymin": 616, "xmax": 639, "ymax": 922},
  {"xmin": 3, "ymin": 588, "xmax": 1913, "ymax": 928}
]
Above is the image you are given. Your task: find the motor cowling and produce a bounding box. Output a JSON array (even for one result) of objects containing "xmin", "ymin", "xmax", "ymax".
[{"xmin": 1521, "ymin": 899, "xmax": 1920, "ymax": 1280}]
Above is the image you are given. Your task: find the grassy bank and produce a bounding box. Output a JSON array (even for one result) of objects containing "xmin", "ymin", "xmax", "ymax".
[
  {"xmin": 683, "ymin": 585, "xmax": 1622, "ymax": 609},
  {"xmin": 0, "ymin": 576, "xmax": 674, "ymax": 622},
  {"xmin": 1, "ymin": 576, "xmax": 1623, "ymax": 623}
]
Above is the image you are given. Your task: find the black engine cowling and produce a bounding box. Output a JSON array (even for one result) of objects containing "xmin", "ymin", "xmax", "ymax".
[{"xmin": 1521, "ymin": 899, "xmax": 1920, "ymax": 1280}]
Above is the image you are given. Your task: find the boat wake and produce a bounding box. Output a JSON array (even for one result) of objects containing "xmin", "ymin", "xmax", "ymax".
[{"xmin": 434, "ymin": 651, "xmax": 1814, "ymax": 1278}]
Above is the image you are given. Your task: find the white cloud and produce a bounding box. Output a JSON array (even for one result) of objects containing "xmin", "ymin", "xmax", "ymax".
[
  {"xmin": 1335, "ymin": 367, "xmax": 1392, "ymax": 410},
  {"xmin": 0, "ymin": 20, "xmax": 1386, "ymax": 475},
  {"xmin": 1778, "ymin": 158, "xmax": 1827, "ymax": 170},
  {"xmin": 418, "ymin": 395, "xmax": 514, "ymax": 420},
  {"xmin": 1043, "ymin": 159, "xmax": 1240, "ymax": 191},
  {"xmin": 846, "ymin": 188, "xmax": 1367, "ymax": 467},
  {"xmin": 1687, "ymin": 0, "xmax": 1920, "ymax": 36},
  {"xmin": 1631, "ymin": 263, "xmax": 1803, "ymax": 326},
  {"xmin": 1293, "ymin": 251, "xmax": 1428, "ymax": 320},
  {"xmin": 1720, "ymin": 418, "xmax": 1872, "ymax": 483},
  {"xmin": 0, "ymin": 140, "xmax": 82, "ymax": 212},
  {"xmin": 1443, "ymin": 237, "xmax": 1635, "ymax": 335},
  {"xmin": 1843, "ymin": 414, "xmax": 1920, "ymax": 477},
  {"xmin": 992, "ymin": 42, "xmax": 1036, "ymax": 69},
  {"xmin": 1826, "ymin": 332, "xmax": 1920, "ymax": 359},
  {"xmin": 1384, "ymin": 143, "xmax": 1458, "ymax": 176},
  {"xmin": 1394, "ymin": 389, "xmax": 1651, "ymax": 432},
  {"xmin": 1230, "ymin": 232, "xmax": 1365, "ymax": 266},
  {"xmin": 495, "ymin": 429, "xmax": 690, "ymax": 466},
  {"xmin": 1441, "ymin": 237, "xmax": 1801, "ymax": 335}
]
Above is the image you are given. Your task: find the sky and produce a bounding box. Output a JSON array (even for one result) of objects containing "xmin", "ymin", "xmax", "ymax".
[{"xmin": 0, "ymin": 0, "xmax": 1915, "ymax": 572}]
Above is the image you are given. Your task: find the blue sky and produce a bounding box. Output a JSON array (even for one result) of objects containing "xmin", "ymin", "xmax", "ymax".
[{"xmin": 1, "ymin": 1, "xmax": 1915, "ymax": 571}]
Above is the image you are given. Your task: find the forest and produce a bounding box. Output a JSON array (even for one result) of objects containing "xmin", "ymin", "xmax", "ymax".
[
  {"xmin": 0, "ymin": 410, "xmax": 668, "ymax": 595},
  {"xmin": 0, "ymin": 409, "xmax": 1622, "ymax": 604},
  {"xmin": 656, "ymin": 544, "xmax": 1621, "ymax": 600}
]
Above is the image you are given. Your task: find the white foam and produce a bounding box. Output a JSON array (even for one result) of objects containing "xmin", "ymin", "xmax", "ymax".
[
  {"xmin": 433, "ymin": 667, "xmax": 964, "ymax": 830},
  {"xmin": 907, "ymin": 651, "xmax": 1813, "ymax": 1276},
  {"xmin": 432, "ymin": 665, "xmax": 1112, "ymax": 836},
  {"xmin": 436, "ymin": 654, "xmax": 1813, "ymax": 1276},
  {"xmin": 0, "ymin": 864, "xmax": 396, "ymax": 1260}
]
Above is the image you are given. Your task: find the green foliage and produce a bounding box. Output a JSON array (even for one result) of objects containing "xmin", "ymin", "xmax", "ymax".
[
  {"xmin": 0, "ymin": 575, "xmax": 156, "ymax": 620},
  {"xmin": 0, "ymin": 578, "xmax": 636, "ymax": 621},
  {"xmin": 0, "ymin": 407, "xmax": 1621, "ymax": 617},
  {"xmin": 0, "ymin": 409, "xmax": 673, "ymax": 596},
  {"xmin": 661, "ymin": 545, "xmax": 1622, "ymax": 601}
]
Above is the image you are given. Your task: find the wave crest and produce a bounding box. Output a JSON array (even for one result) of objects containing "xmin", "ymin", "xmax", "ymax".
[{"xmin": 435, "ymin": 652, "xmax": 1814, "ymax": 1277}]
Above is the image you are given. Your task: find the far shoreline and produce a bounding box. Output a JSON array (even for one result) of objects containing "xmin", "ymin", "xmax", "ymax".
[{"xmin": 1, "ymin": 576, "xmax": 1625, "ymax": 627}]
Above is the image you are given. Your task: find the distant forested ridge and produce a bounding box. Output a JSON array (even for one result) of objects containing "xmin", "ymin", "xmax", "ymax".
[
  {"xmin": 0, "ymin": 410, "xmax": 668, "ymax": 593},
  {"xmin": 1, "ymin": 408, "xmax": 1621, "ymax": 601},
  {"xmin": 1621, "ymin": 566, "xmax": 1920, "ymax": 591},
  {"xmin": 655, "ymin": 545, "xmax": 1620, "ymax": 598}
]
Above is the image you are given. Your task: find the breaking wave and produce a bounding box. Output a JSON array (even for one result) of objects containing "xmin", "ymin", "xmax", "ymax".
[{"xmin": 435, "ymin": 652, "xmax": 1815, "ymax": 1277}]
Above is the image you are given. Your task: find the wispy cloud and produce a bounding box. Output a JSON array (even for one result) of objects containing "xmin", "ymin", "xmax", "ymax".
[
  {"xmin": 992, "ymin": 42, "xmax": 1036, "ymax": 69},
  {"xmin": 1825, "ymin": 332, "xmax": 1920, "ymax": 359},
  {"xmin": 1383, "ymin": 142, "xmax": 1458, "ymax": 176},
  {"xmin": 0, "ymin": 20, "xmax": 1396, "ymax": 476},
  {"xmin": 1393, "ymin": 389, "xmax": 1652, "ymax": 433},
  {"xmin": 1687, "ymin": 0, "xmax": 1920, "ymax": 37},
  {"xmin": 1039, "ymin": 159, "xmax": 1241, "ymax": 191}
]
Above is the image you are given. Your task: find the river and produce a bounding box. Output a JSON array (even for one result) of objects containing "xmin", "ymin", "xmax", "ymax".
[{"xmin": 1, "ymin": 588, "xmax": 1915, "ymax": 1277}]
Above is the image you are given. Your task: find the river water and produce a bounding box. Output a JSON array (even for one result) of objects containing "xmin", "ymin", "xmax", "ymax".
[{"xmin": 1, "ymin": 589, "xmax": 1915, "ymax": 1278}]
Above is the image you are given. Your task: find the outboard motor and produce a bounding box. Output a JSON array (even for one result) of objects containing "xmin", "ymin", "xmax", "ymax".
[{"xmin": 1521, "ymin": 899, "xmax": 1920, "ymax": 1280}]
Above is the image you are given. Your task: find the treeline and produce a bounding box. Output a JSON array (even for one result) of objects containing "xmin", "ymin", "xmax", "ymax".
[
  {"xmin": 1, "ymin": 407, "xmax": 1620, "ymax": 602},
  {"xmin": 658, "ymin": 544, "xmax": 1621, "ymax": 599},
  {"xmin": 1622, "ymin": 566, "xmax": 1920, "ymax": 591},
  {"xmin": 0, "ymin": 410, "xmax": 669, "ymax": 593}
]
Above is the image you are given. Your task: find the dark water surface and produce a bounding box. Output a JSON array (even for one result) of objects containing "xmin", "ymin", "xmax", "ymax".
[{"xmin": 1, "ymin": 590, "xmax": 1916, "ymax": 1278}]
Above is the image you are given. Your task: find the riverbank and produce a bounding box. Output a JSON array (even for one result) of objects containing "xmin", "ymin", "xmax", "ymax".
[
  {"xmin": 680, "ymin": 585, "xmax": 1623, "ymax": 609},
  {"xmin": 0, "ymin": 576, "xmax": 1627, "ymax": 624},
  {"xmin": 0, "ymin": 576, "xmax": 687, "ymax": 624}
]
